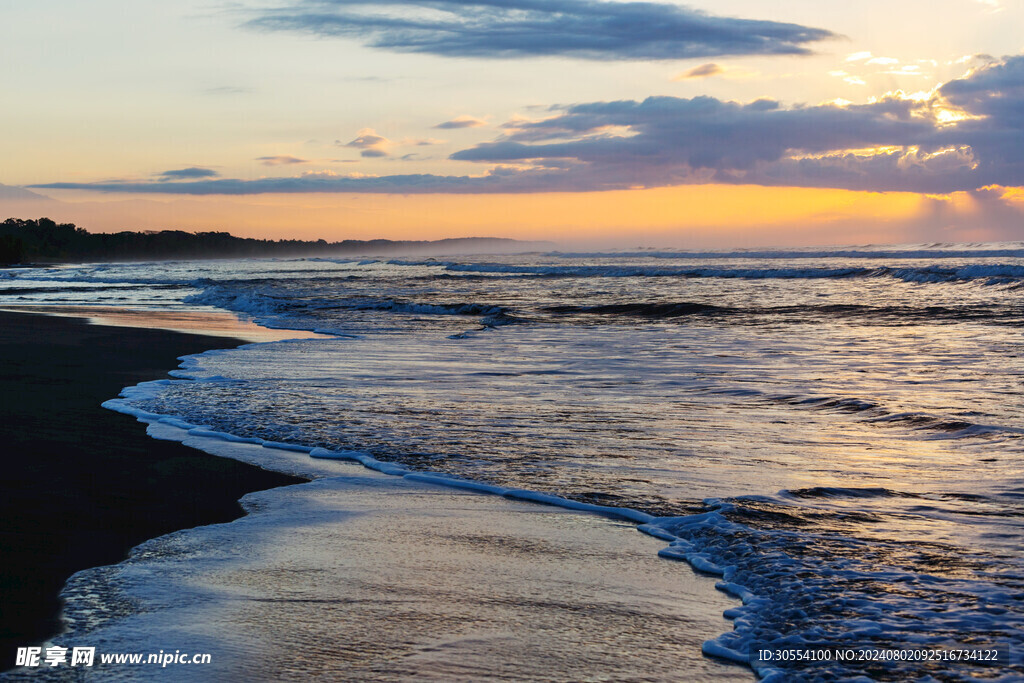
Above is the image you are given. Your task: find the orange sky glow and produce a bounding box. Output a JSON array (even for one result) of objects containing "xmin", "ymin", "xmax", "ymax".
[{"xmin": 13, "ymin": 184, "xmax": 1010, "ymax": 249}]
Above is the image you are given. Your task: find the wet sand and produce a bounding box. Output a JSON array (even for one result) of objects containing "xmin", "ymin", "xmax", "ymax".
[
  {"xmin": 6, "ymin": 418, "xmax": 750, "ymax": 681},
  {"xmin": 51, "ymin": 453, "xmax": 752, "ymax": 681},
  {"xmin": 0, "ymin": 311, "xmax": 304, "ymax": 670}
]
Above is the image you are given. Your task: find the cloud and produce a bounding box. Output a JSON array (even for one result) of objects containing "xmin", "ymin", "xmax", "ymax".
[
  {"xmin": 445, "ymin": 55, "xmax": 1024, "ymax": 193},
  {"xmin": 31, "ymin": 173, "xmax": 522, "ymax": 195},
  {"xmin": 158, "ymin": 167, "xmax": 220, "ymax": 181},
  {"xmin": 674, "ymin": 63, "xmax": 723, "ymax": 80},
  {"xmin": 435, "ymin": 116, "xmax": 487, "ymax": 129},
  {"xmin": 32, "ymin": 55, "xmax": 1024, "ymax": 197},
  {"xmin": 932, "ymin": 55, "xmax": 1024, "ymax": 185},
  {"xmin": 447, "ymin": 95, "xmax": 952, "ymax": 191},
  {"xmin": 343, "ymin": 128, "xmax": 392, "ymax": 157},
  {"xmin": 829, "ymin": 70, "xmax": 866, "ymax": 86},
  {"xmin": 339, "ymin": 130, "xmax": 443, "ymax": 156},
  {"xmin": 881, "ymin": 66, "xmax": 922, "ymax": 76},
  {"xmin": 246, "ymin": 0, "xmax": 835, "ymax": 61},
  {"xmin": 939, "ymin": 54, "xmax": 1024, "ymax": 116},
  {"xmin": 256, "ymin": 155, "xmax": 309, "ymax": 165}
]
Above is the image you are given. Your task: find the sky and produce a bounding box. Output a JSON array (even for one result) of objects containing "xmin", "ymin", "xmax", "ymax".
[{"xmin": 2, "ymin": 0, "xmax": 1024, "ymax": 247}]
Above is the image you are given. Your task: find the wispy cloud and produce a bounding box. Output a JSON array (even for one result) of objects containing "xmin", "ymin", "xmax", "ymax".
[
  {"xmin": 339, "ymin": 130, "xmax": 444, "ymax": 157},
  {"xmin": 342, "ymin": 128, "xmax": 392, "ymax": 157},
  {"xmin": 158, "ymin": 167, "xmax": 220, "ymax": 181},
  {"xmin": 673, "ymin": 63, "xmax": 761, "ymax": 82},
  {"xmin": 256, "ymin": 155, "xmax": 310, "ymax": 165},
  {"xmin": 829, "ymin": 70, "xmax": 867, "ymax": 86},
  {"xmin": 435, "ymin": 115, "xmax": 487, "ymax": 129},
  {"xmin": 674, "ymin": 63, "xmax": 723, "ymax": 80},
  {"xmin": 32, "ymin": 173, "xmax": 519, "ymax": 194},
  {"xmin": 246, "ymin": 0, "xmax": 835, "ymax": 61},
  {"xmin": 33, "ymin": 56, "xmax": 1024, "ymax": 196}
]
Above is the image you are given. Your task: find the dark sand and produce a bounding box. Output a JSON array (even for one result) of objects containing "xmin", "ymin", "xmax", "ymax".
[{"xmin": 0, "ymin": 311, "xmax": 304, "ymax": 670}]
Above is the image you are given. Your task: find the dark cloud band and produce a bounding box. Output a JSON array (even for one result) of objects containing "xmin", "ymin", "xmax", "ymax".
[
  {"xmin": 158, "ymin": 167, "xmax": 219, "ymax": 180},
  {"xmin": 33, "ymin": 174, "xmax": 518, "ymax": 195},
  {"xmin": 246, "ymin": 0, "xmax": 835, "ymax": 61}
]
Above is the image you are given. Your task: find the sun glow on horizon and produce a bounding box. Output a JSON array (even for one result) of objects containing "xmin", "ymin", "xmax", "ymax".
[{"xmin": 16, "ymin": 184, "xmax": 947, "ymax": 248}]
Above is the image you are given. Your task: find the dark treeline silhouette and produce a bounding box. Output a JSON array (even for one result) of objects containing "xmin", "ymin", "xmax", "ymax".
[{"xmin": 0, "ymin": 218, "xmax": 539, "ymax": 264}]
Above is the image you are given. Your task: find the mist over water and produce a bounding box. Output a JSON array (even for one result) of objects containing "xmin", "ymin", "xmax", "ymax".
[{"xmin": 4, "ymin": 244, "xmax": 1023, "ymax": 679}]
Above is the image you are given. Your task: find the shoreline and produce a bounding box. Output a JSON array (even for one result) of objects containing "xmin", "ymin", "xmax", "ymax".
[
  {"xmin": 0, "ymin": 307, "xmax": 752, "ymax": 680},
  {"xmin": 0, "ymin": 306, "xmax": 329, "ymax": 343},
  {"xmin": 0, "ymin": 310, "xmax": 305, "ymax": 671},
  {"xmin": 37, "ymin": 418, "xmax": 752, "ymax": 681}
]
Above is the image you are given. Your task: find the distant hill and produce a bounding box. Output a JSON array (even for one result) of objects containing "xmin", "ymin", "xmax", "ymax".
[
  {"xmin": 0, "ymin": 185, "xmax": 52, "ymax": 201},
  {"xmin": 0, "ymin": 217, "xmax": 550, "ymax": 264}
]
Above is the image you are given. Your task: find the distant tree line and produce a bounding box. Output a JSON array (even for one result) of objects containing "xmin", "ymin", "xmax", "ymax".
[{"xmin": 0, "ymin": 218, "xmax": 529, "ymax": 264}]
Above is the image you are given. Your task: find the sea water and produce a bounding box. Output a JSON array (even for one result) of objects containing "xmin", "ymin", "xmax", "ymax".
[{"xmin": 3, "ymin": 245, "xmax": 1022, "ymax": 680}]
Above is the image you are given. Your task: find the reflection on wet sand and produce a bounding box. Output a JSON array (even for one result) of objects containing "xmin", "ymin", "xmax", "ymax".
[{"xmin": 0, "ymin": 306, "xmax": 328, "ymax": 343}]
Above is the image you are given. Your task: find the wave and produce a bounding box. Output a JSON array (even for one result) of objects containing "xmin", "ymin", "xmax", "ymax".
[
  {"xmin": 184, "ymin": 284, "xmax": 520, "ymax": 334},
  {"xmin": 15, "ymin": 270, "xmax": 197, "ymax": 287},
  {"xmin": 184, "ymin": 285, "xmax": 298, "ymax": 317},
  {"xmin": 544, "ymin": 302, "xmax": 732, "ymax": 318},
  {"xmin": 649, "ymin": 496, "xmax": 1024, "ymax": 680},
  {"xmin": 711, "ymin": 388, "xmax": 1024, "ymax": 441},
  {"xmin": 387, "ymin": 259, "xmax": 874, "ymax": 279},
  {"xmin": 864, "ymin": 411, "xmax": 1024, "ymax": 438},
  {"xmin": 549, "ymin": 246, "xmax": 1024, "ymax": 260},
  {"xmin": 384, "ymin": 259, "xmax": 1024, "ymax": 285},
  {"xmin": 348, "ymin": 299, "xmax": 517, "ymax": 324},
  {"xmin": 784, "ymin": 486, "xmax": 917, "ymax": 500},
  {"xmin": 102, "ymin": 368, "xmax": 1024, "ymax": 682},
  {"xmin": 0, "ymin": 283, "xmax": 187, "ymax": 296},
  {"xmin": 544, "ymin": 301, "xmax": 1024, "ymax": 325}
]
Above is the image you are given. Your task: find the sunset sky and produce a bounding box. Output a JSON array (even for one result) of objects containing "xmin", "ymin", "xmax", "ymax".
[{"xmin": 2, "ymin": 0, "xmax": 1023, "ymax": 247}]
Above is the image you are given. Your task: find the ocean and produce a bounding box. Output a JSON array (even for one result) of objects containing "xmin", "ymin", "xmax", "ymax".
[{"xmin": 2, "ymin": 245, "xmax": 1022, "ymax": 680}]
